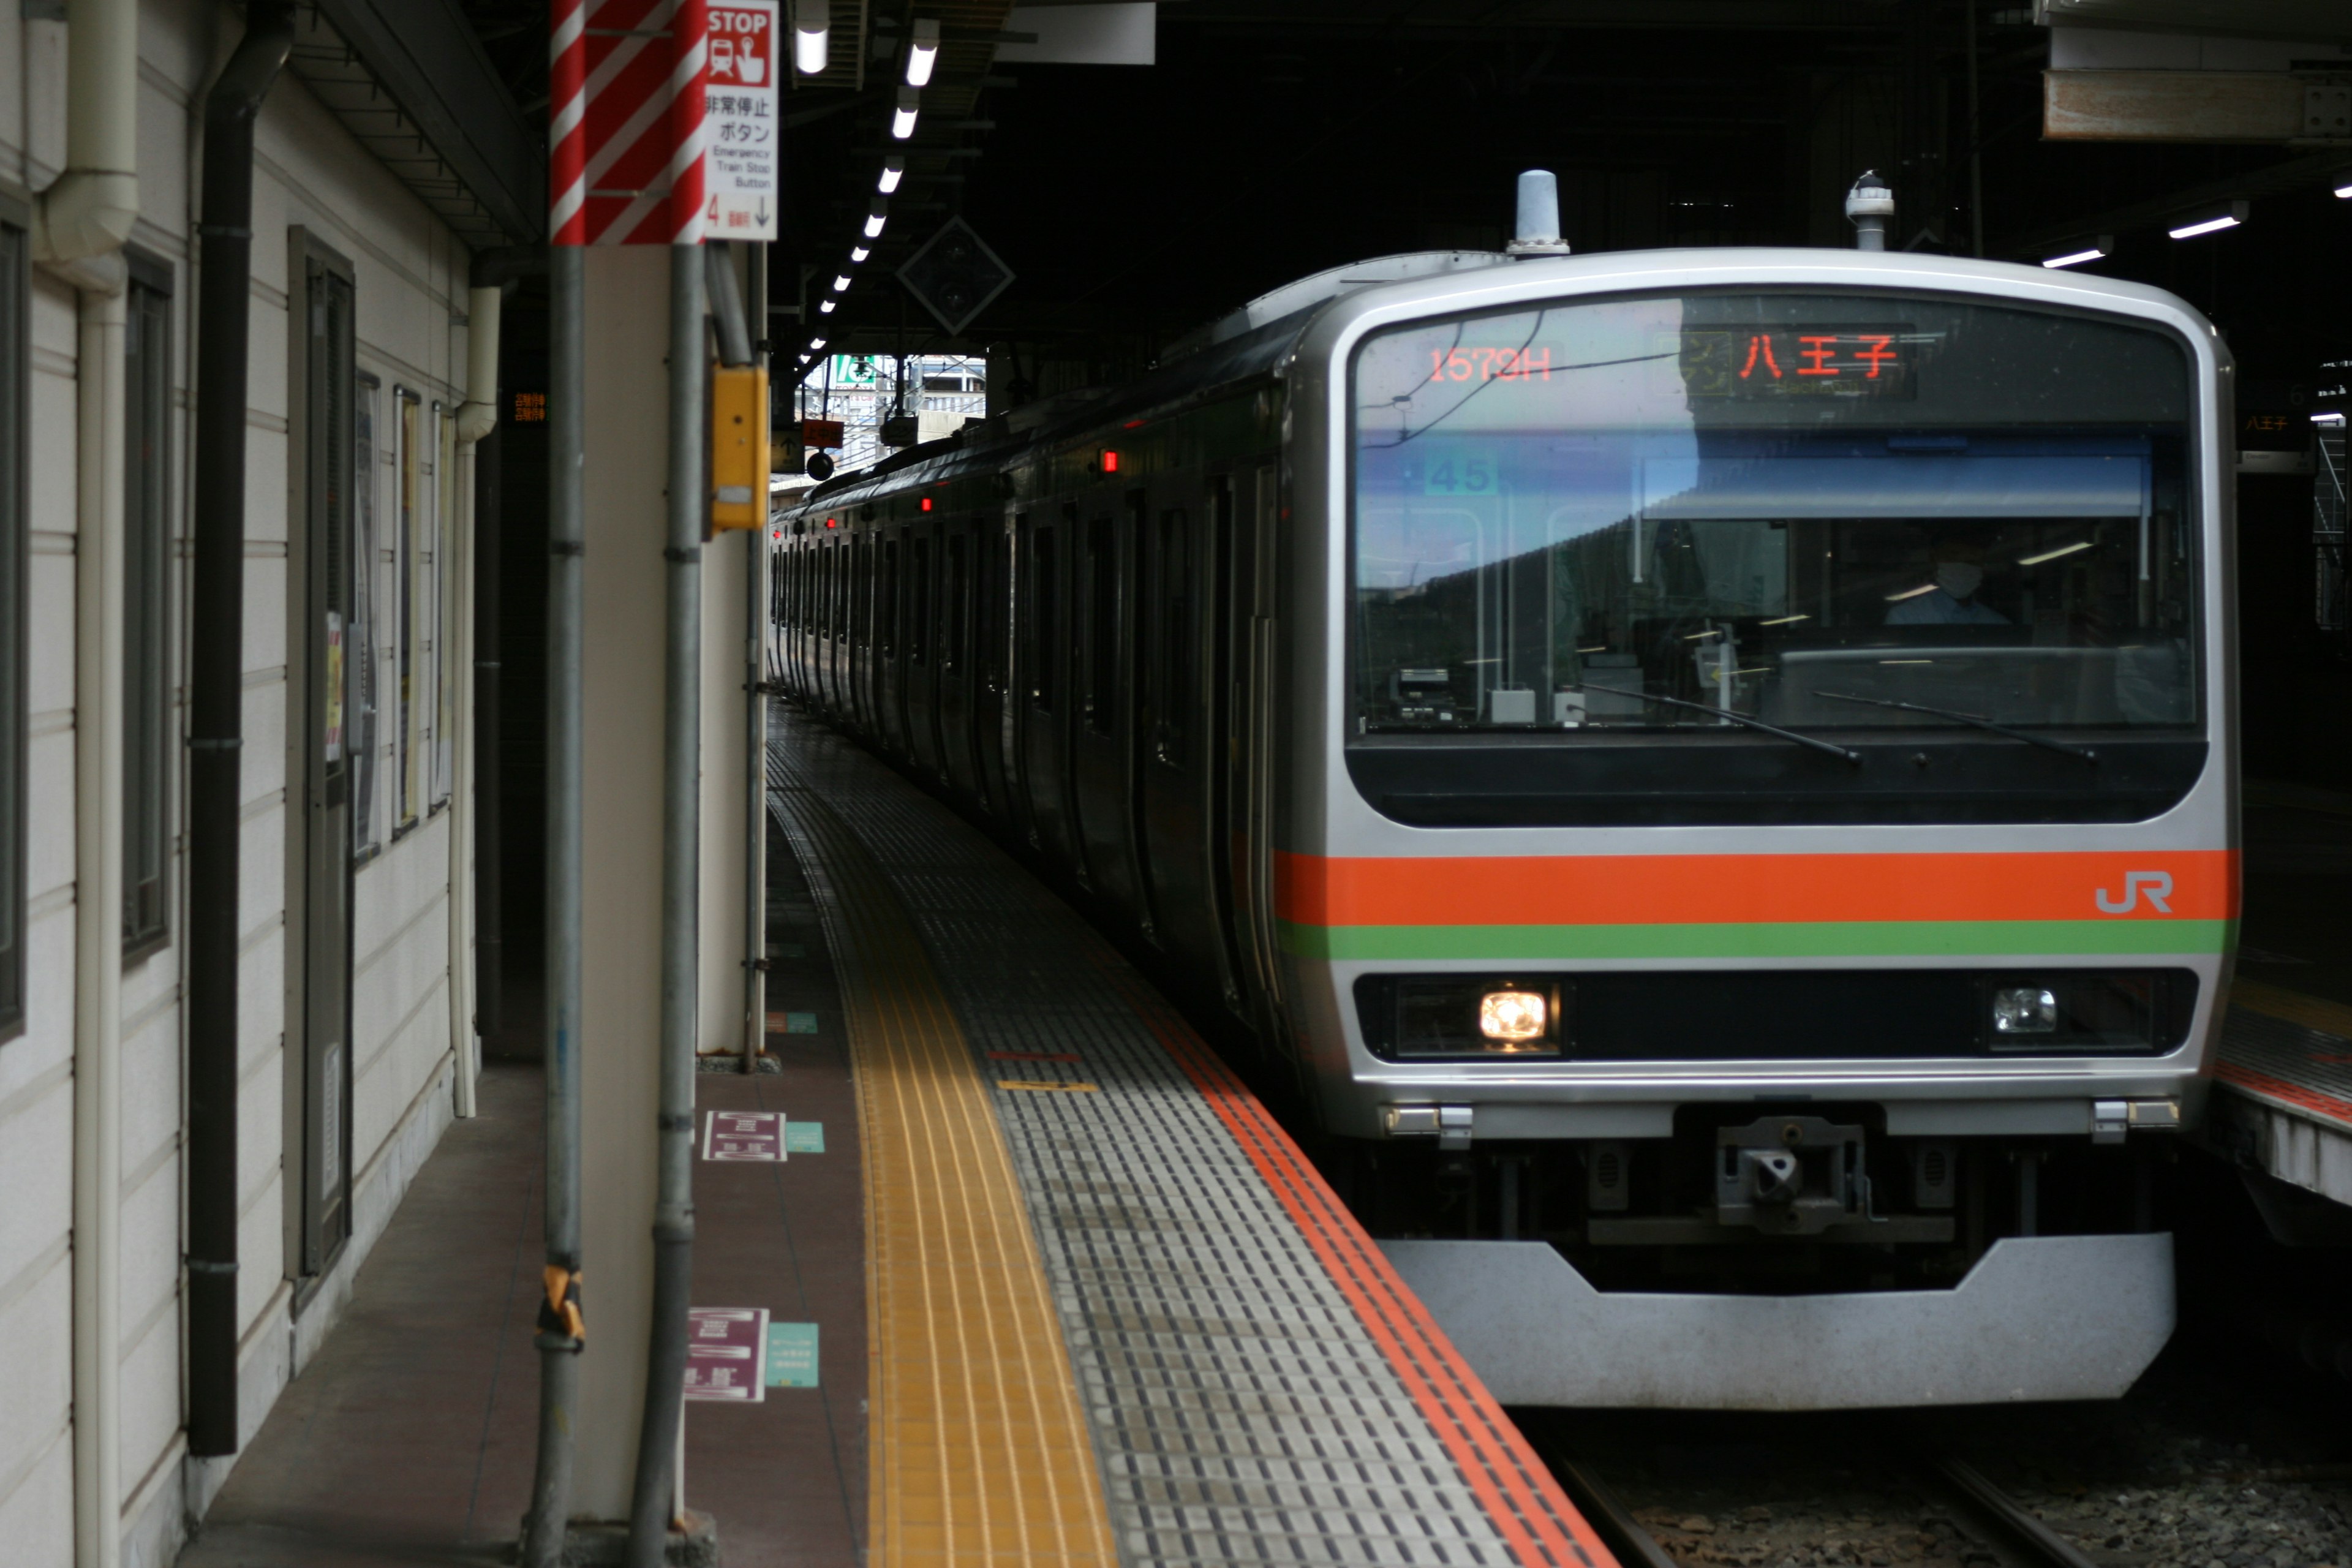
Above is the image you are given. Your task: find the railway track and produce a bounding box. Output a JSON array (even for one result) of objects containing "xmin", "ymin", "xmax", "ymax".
[{"xmin": 1547, "ymin": 1442, "xmax": 2101, "ymax": 1568}]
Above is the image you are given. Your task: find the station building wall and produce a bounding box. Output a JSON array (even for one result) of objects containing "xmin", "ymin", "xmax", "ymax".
[{"xmin": 0, "ymin": 1, "xmax": 484, "ymax": 1561}]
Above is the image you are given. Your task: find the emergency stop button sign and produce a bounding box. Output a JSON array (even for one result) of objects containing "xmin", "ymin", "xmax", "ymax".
[{"xmin": 704, "ymin": 0, "xmax": 778, "ymax": 239}]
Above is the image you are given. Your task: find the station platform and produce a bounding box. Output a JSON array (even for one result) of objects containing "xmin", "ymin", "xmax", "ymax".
[
  {"xmin": 176, "ymin": 706, "xmax": 1609, "ymax": 1567},
  {"xmin": 761, "ymin": 708, "xmax": 1610, "ymax": 1567}
]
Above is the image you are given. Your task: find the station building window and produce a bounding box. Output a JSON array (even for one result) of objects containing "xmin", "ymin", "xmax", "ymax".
[
  {"xmin": 350, "ymin": 374, "xmax": 382, "ymax": 860},
  {"xmin": 122, "ymin": 257, "xmax": 173, "ymax": 955},
  {"xmin": 393, "ymin": 386, "xmax": 424, "ymax": 837}
]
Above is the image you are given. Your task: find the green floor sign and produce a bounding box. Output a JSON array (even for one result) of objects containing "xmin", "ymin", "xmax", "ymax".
[{"xmin": 766, "ymin": 1322, "xmax": 818, "ymax": 1387}]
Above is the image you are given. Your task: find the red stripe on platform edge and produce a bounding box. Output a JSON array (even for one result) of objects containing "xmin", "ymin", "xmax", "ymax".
[
  {"xmin": 1094, "ymin": 963, "xmax": 1616, "ymax": 1568},
  {"xmin": 2217, "ymin": 1061, "xmax": 2352, "ymax": 1124}
]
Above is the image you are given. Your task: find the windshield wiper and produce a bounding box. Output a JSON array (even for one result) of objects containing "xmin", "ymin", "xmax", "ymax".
[
  {"xmin": 1809, "ymin": 690, "xmax": 2098, "ymax": 764},
  {"xmin": 1577, "ymin": 683, "xmax": 1862, "ymax": 765}
]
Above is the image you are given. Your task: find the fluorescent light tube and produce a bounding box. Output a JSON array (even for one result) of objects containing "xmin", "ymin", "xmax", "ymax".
[
  {"xmin": 2018, "ymin": 540, "xmax": 2094, "ymax": 566},
  {"xmin": 2168, "ymin": 202, "xmax": 2247, "ymax": 240},
  {"xmin": 891, "ymin": 88, "xmax": 919, "ymax": 140},
  {"xmin": 905, "ymin": 18, "xmax": 938, "ymax": 87},
  {"xmin": 793, "ymin": 0, "xmax": 829, "ymax": 74},
  {"xmin": 878, "ymin": 157, "xmax": 905, "ymax": 194}
]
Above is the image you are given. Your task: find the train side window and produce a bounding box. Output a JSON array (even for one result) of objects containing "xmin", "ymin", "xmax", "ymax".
[
  {"xmin": 1085, "ymin": 514, "xmax": 1115, "ymax": 736},
  {"xmin": 1030, "ymin": 525, "xmax": 1055, "ymax": 710},
  {"xmin": 1157, "ymin": 507, "xmax": 1191, "ymax": 768},
  {"xmin": 946, "ymin": 528, "xmax": 968, "ymax": 673}
]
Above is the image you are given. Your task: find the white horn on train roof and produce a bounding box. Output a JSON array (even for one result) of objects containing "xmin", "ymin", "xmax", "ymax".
[
  {"xmin": 1846, "ymin": 168, "xmax": 1895, "ymax": 251},
  {"xmin": 1506, "ymin": 169, "xmax": 1572, "ymax": 257}
]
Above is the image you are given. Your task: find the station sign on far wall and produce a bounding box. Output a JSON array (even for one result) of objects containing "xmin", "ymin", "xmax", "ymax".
[{"xmin": 704, "ymin": 0, "xmax": 778, "ymax": 241}]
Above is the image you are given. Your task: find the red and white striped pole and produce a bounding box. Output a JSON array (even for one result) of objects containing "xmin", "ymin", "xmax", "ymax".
[{"xmin": 551, "ymin": 0, "xmax": 709, "ymax": 247}]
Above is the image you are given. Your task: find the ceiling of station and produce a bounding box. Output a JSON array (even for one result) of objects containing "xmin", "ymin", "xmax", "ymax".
[{"xmin": 412, "ymin": 0, "xmax": 2351, "ymax": 399}]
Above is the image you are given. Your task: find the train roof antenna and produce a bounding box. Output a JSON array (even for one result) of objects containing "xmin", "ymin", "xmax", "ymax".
[
  {"xmin": 1507, "ymin": 169, "xmax": 1572, "ymax": 257},
  {"xmin": 1847, "ymin": 169, "xmax": 1896, "ymax": 252}
]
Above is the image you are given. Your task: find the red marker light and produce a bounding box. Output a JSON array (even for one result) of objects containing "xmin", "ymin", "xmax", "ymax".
[
  {"xmin": 826, "ymin": 516, "xmax": 839, "ymax": 529},
  {"xmin": 921, "ymin": 496, "xmax": 932, "ymax": 511},
  {"xmin": 1100, "ymin": 449, "xmax": 1120, "ymax": 474}
]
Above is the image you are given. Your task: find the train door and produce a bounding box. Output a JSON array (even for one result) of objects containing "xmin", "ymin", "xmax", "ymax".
[
  {"xmin": 290, "ymin": 239, "xmax": 357, "ymax": 1276},
  {"xmin": 878, "ymin": 529, "xmax": 906, "ymax": 756},
  {"xmin": 849, "ymin": 530, "xmax": 870, "ymax": 731},
  {"xmin": 1139, "ymin": 477, "xmax": 1220, "ymax": 977},
  {"xmin": 907, "ymin": 524, "xmax": 942, "ymax": 778},
  {"xmin": 1213, "ymin": 465, "xmax": 1284, "ymax": 1027},
  {"xmin": 823, "ymin": 540, "xmax": 842, "ymax": 710},
  {"xmin": 1071, "ymin": 491, "xmax": 1147, "ymax": 924},
  {"xmin": 824, "ymin": 535, "xmax": 846, "ymax": 714},
  {"xmin": 971, "ymin": 514, "xmax": 1012, "ymax": 820},
  {"xmin": 1017, "ymin": 508, "xmax": 1077, "ymax": 873},
  {"xmin": 858, "ymin": 529, "xmax": 881, "ymax": 736},
  {"xmin": 938, "ymin": 522, "xmax": 978, "ymax": 800}
]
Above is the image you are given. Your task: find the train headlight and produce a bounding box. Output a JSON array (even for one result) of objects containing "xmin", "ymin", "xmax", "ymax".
[
  {"xmin": 1479, "ymin": 990, "xmax": 1548, "ymax": 1043},
  {"xmin": 1991, "ymin": 986, "xmax": 2059, "ymax": 1035}
]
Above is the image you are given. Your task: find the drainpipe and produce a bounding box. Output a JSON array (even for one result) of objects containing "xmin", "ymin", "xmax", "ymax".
[
  {"xmin": 735, "ymin": 244, "xmax": 764, "ymax": 1076},
  {"xmin": 521, "ymin": 241, "xmax": 587, "ymax": 1568},
  {"xmin": 698, "ymin": 244, "xmax": 756, "ymax": 1080},
  {"xmin": 52, "ymin": 0, "xmax": 137, "ymax": 1556},
  {"xmin": 624, "ymin": 238, "xmax": 707, "ymax": 1568},
  {"xmin": 445, "ymin": 276, "xmax": 503, "ymax": 1120},
  {"xmin": 462, "ymin": 247, "xmax": 542, "ymax": 1069},
  {"xmin": 69, "ymin": 282, "xmax": 126, "ymax": 1568},
  {"xmin": 34, "ymin": 0, "xmax": 138, "ymax": 289},
  {"xmin": 185, "ymin": 0, "xmax": 296, "ymax": 1464}
]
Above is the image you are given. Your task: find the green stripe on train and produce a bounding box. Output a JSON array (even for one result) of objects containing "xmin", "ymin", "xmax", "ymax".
[{"xmin": 1278, "ymin": 918, "xmax": 2235, "ymax": 962}]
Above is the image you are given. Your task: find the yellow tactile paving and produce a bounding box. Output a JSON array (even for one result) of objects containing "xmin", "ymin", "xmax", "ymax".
[
  {"xmin": 778, "ymin": 791, "xmax": 1117, "ymax": 1568},
  {"xmin": 2232, "ymin": 976, "xmax": 2352, "ymax": 1042}
]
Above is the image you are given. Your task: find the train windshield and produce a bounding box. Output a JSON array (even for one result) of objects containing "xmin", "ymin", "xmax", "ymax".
[{"xmin": 1348, "ymin": 292, "xmax": 2198, "ymax": 738}]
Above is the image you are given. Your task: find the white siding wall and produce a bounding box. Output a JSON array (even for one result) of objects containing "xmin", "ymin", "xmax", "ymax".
[{"xmin": 0, "ymin": 0, "xmax": 483, "ymax": 1561}]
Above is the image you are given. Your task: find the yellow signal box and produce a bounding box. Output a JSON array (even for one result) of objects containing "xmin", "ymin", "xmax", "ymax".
[{"xmin": 710, "ymin": 363, "xmax": 769, "ymax": 530}]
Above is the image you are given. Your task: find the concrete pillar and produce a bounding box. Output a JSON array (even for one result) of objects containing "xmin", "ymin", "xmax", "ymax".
[
  {"xmin": 574, "ymin": 244, "xmax": 668, "ymax": 1518},
  {"xmin": 571, "ymin": 244, "xmax": 752, "ymax": 1519}
]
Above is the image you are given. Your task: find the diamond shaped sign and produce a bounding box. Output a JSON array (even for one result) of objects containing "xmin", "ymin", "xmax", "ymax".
[{"xmin": 896, "ymin": 217, "xmax": 1014, "ymax": 336}]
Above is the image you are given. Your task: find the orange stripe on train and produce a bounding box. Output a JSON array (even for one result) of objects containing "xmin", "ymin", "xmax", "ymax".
[{"xmin": 1275, "ymin": 849, "xmax": 2241, "ymax": 928}]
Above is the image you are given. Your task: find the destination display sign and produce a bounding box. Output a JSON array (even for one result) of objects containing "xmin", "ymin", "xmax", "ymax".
[{"xmin": 1679, "ymin": 326, "xmax": 1917, "ymax": 399}]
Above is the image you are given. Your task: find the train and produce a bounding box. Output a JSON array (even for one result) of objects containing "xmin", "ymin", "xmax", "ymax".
[{"xmin": 772, "ymin": 182, "xmax": 2235, "ymax": 1409}]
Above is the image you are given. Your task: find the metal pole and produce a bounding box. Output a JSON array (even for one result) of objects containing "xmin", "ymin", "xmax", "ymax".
[
  {"xmin": 744, "ymin": 243, "xmax": 767, "ymax": 1075},
  {"xmin": 521, "ymin": 242, "xmax": 586, "ymax": 1568},
  {"xmin": 625, "ymin": 239, "xmax": 706, "ymax": 1568},
  {"xmin": 1966, "ymin": 0, "xmax": 1985, "ymax": 259}
]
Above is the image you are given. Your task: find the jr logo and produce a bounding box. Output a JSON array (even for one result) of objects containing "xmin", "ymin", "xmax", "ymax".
[{"xmin": 2095, "ymin": 870, "xmax": 2174, "ymax": 915}]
